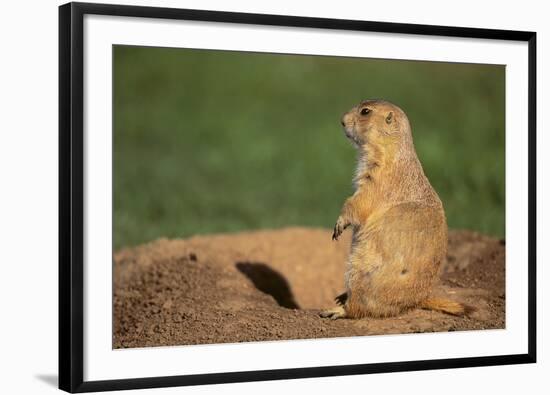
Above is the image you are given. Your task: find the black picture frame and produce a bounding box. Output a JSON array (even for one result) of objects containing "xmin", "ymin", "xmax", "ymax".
[{"xmin": 59, "ymin": 2, "xmax": 537, "ymax": 393}]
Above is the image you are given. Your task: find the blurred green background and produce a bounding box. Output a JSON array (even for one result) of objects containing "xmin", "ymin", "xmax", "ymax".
[{"xmin": 114, "ymin": 45, "xmax": 505, "ymax": 250}]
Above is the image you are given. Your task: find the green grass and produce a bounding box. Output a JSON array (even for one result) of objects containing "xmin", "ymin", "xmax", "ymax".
[{"xmin": 113, "ymin": 46, "xmax": 505, "ymax": 249}]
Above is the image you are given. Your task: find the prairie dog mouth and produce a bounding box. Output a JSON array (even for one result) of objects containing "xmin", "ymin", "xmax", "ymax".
[{"xmin": 343, "ymin": 127, "xmax": 361, "ymax": 147}]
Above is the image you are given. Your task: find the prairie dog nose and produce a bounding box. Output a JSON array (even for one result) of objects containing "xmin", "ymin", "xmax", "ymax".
[
  {"xmin": 341, "ymin": 112, "xmax": 355, "ymax": 127},
  {"xmin": 341, "ymin": 113, "xmax": 351, "ymax": 127}
]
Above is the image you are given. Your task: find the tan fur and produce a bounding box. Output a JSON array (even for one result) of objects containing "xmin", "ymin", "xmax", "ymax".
[
  {"xmin": 322, "ymin": 100, "xmax": 470, "ymax": 320},
  {"xmin": 420, "ymin": 297, "xmax": 474, "ymax": 316}
]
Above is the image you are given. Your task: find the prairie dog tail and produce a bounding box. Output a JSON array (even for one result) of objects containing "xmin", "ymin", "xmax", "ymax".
[{"xmin": 420, "ymin": 297, "xmax": 475, "ymax": 316}]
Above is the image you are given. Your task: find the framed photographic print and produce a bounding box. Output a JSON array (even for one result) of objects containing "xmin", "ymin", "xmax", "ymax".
[{"xmin": 59, "ymin": 1, "xmax": 537, "ymax": 393}]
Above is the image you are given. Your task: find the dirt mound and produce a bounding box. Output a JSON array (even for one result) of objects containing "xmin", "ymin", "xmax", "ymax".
[{"xmin": 113, "ymin": 228, "xmax": 505, "ymax": 348}]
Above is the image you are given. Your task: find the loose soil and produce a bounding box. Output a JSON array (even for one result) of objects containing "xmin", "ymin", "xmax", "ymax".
[{"xmin": 114, "ymin": 228, "xmax": 505, "ymax": 348}]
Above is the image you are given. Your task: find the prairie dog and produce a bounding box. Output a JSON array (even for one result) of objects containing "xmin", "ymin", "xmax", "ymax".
[{"xmin": 321, "ymin": 100, "xmax": 471, "ymax": 319}]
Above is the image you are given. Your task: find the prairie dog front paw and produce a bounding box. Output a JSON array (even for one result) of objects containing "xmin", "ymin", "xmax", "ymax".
[{"xmin": 332, "ymin": 217, "xmax": 348, "ymax": 240}]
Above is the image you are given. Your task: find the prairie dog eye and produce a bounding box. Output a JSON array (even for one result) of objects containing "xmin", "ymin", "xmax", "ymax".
[{"xmin": 360, "ymin": 108, "xmax": 371, "ymax": 115}]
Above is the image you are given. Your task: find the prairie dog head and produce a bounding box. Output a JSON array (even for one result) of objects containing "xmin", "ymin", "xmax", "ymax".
[{"xmin": 340, "ymin": 100, "xmax": 412, "ymax": 151}]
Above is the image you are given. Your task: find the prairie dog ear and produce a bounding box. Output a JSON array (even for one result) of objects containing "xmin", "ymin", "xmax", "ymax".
[{"xmin": 385, "ymin": 111, "xmax": 393, "ymax": 124}]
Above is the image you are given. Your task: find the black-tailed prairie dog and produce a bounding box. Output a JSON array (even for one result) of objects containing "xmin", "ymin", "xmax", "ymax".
[{"xmin": 321, "ymin": 99, "xmax": 472, "ymax": 319}]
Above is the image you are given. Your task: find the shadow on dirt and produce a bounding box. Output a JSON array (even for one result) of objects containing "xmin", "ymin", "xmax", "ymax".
[{"xmin": 236, "ymin": 262, "xmax": 300, "ymax": 309}]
